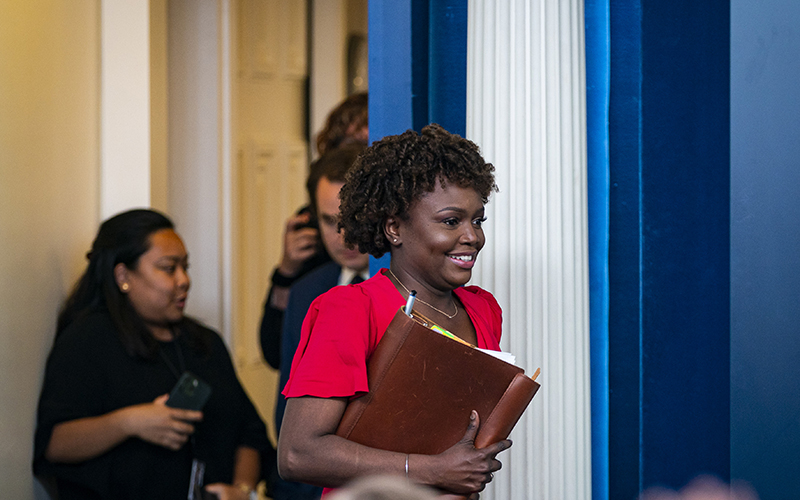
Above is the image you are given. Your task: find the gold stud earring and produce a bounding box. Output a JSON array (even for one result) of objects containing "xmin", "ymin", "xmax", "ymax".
[{"xmin": 121, "ymin": 283, "xmax": 129, "ymax": 291}]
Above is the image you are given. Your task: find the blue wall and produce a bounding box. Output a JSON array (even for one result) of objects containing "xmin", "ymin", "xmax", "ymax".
[
  {"xmin": 730, "ymin": 0, "xmax": 800, "ymax": 497},
  {"xmin": 606, "ymin": 1, "xmax": 731, "ymax": 496}
]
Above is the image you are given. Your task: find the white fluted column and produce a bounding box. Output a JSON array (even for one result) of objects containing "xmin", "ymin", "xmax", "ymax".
[{"xmin": 467, "ymin": 1, "xmax": 590, "ymax": 499}]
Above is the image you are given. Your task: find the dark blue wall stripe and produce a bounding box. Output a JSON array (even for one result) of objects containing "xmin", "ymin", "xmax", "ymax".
[
  {"xmin": 368, "ymin": 0, "xmax": 413, "ymax": 275},
  {"xmin": 411, "ymin": 0, "xmax": 429, "ymax": 133},
  {"xmin": 608, "ymin": 0, "xmax": 731, "ymax": 495},
  {"xmin": 427, "ymin": 0, "xmax": 466, "ymax": 136},
  {"xmin": 639, "ymin": 0, "xmax": 730, "ymax": 490},
  {"xmin": 607, "ymin": 1, "xmax": 644, "ymax": 497},
  {"xmin": 585, "ymin": 0, "xmax": 610, "ymax": 499}
]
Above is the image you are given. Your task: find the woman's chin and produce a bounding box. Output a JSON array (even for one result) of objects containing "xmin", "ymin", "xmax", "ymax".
[{"xmin": 446, "ymin": 271, "xmax": 473, "ymax": 289}]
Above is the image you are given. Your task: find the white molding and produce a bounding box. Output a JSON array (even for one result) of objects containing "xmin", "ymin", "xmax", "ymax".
[
  {"xmin": 167, "ymin": 0, "xmax": 223, "ymax": 335},
  {"xmin": 219, "ymin": 0, "xmax": 235, "ymax": 344},
  {"xmin": 310, "ymin": 0, "xmax": 347, "ymax": 156},
  {"xmin": 467, "ymin": 1, "xmax": 591, "ymax": 499},
  {"xmin": 100, "ymin": 0, "xmax": 151, "ymax": 219}
]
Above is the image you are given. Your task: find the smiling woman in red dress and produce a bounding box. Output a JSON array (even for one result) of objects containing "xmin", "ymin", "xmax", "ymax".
[{"xmin": 278, "ymin": 124, "xmax": 508, "ymax": 499}]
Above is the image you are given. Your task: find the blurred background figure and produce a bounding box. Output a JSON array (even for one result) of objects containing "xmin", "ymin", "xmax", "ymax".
[
  {"xmin": 259, "ymin": 92, "xmax": 368, "ymax": 370},
  {"xmin": 639, "ymin": 475, "xmax": 759, "ymax": 500},
  {"xmin": 326, "ymin": 475, "xmax": 439, "ymax": 500},
  {"xmin": 272, "ymin": 142, "xmax": 369, "ymax": 500},
  {"xmin": 34, "ymin": 209, "xmax": 269, "ymax": 500},
  {"xmin": 259, "ymin": 93, "xmax": 367, "ymax": 500},
  {"xmin": 316, "ymin": 92, "xmax": 368, "ymax": 156}
]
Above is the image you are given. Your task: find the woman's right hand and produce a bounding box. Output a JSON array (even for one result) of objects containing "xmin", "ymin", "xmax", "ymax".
[
  {"xmin": 426, "ymin": 410, "xmax": 511, "ymax": 495},
  {"xmin": 121, "ymin": 394, "xmax": 203, "ymax": 450}
]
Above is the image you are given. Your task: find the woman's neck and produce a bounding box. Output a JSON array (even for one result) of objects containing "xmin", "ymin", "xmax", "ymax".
[
  {"xmin": 148, "ymin": 324, "xmax": 175, "ymax": 342},
  {"xmin": 387, "ymin": 267, "xmax": 454, "ymax": 309}
]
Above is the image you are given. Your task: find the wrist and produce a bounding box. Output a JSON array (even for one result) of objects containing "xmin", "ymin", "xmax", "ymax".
[
  {"xmin": 112, "ymin": 406, "xmax": 136, "ymax": 439},
  {"xmin": 411, "ymin": 453, "xmax": 438, "ymax": 489},
  {"xmin": 277, "ymin": 256, "xmax": 303, "ymax": 278}
]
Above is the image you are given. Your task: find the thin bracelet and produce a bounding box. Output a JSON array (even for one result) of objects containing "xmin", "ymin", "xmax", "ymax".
[{"xmin": 405, "ymin": 454, "xmax": 409, "ymax": 479}]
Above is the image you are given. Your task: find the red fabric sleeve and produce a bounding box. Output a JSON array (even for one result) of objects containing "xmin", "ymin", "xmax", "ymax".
[{"xmin": 283, "ymin": 284, "xmax": 377, "ymax": 399}]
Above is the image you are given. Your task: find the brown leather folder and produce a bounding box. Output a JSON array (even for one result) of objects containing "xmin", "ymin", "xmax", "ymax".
[{"xmin": 335, "ymin": 308, "xmax": 541, "ymax": 498}]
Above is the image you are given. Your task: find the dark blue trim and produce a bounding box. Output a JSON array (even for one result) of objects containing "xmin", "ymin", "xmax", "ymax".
[
  {"xmin": 585, "ymin": 1, "xmax": 610, "ymax": 499},
  {"xmin": 411, "ymin": 0, "xmax": 429, "ymax": 132},
  {"xmin": 368, "ymin": 0, "xmax": 466, "ymax": 140},
  {"xmin": 607, "ymin": 2, "xmax": 644, "ymax": 495},
  {"xmin": 607, "ymin": 0, "xmax": 731, "ymax": 495},
  {"xmin": 427, "ymin": 0, "xmax": 467, "ymax": 136}
]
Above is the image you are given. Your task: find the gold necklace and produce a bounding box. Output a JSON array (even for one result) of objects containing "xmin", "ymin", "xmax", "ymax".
[{"xmin": 387, "ymin": 269, "xmax": 458, "ymax": 319}]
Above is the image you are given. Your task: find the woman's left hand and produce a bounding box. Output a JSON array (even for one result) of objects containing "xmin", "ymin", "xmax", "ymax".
[{"xmin": 203, "ymin": 483, "xmax": 252, "ymax": 500}]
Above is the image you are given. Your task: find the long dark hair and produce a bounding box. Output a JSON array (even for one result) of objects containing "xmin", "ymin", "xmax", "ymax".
[{"xmin": 57, "ymin": 209, "xmax": 188, "ymax": 359}]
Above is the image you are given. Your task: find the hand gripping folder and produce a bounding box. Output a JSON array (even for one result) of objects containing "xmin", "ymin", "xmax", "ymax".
[{"xmin": 335, "ymin": 308, "xmax": 541, "ymax": 498}]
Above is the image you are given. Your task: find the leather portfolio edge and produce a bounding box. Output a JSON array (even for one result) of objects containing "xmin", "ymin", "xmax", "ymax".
[
  {"xmin": 335, "ymin": 310, "xmax": 415, "ymax": 439},
  {"xmin": 473, "ymin": 372, "xmax": 540, "ymax": 449}
]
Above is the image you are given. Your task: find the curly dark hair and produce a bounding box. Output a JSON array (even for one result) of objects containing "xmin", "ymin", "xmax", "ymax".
[
  {"xmin": 338, "ymin": 124, "xmax": 497, "ymax": 257},
  {"xmin": 316, "ymin": 92, "xmax": 368, "ymax": 155}
]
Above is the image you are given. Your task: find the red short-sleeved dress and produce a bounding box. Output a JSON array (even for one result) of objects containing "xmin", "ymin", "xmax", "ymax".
[{"xmin": 282, "ymin": 268, "xmax": 503, "ymax": 495}]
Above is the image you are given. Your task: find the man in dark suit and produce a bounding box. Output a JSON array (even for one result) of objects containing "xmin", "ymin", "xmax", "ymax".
[{"xmin": 273, "ymin": 142, "xmax": 369, "ymax": 500}]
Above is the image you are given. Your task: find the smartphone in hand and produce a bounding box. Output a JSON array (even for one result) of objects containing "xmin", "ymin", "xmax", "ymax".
[{"xmin": 166, "ymin": 372, "xmax": 212, "ymax": 411}]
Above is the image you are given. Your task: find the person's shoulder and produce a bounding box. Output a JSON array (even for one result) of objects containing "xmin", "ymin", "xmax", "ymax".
[
  {"xmin": 292, "ymin": 261, "xmax": 341, "ymax": 292},
  {"xmin": 358, "ymin": 268, "xmax": 396, "ymax": 294},
  {"xmin": 303, "ymin": 268, "xmax": 393, "ymax": 307},
  {"xmin": 49, "ymin": 311, "xmax": 124, "ymax": 363},
  {"xmin": 54, "ymin": 311, "xmax": 117, "ymax": 347},
  {"xmin": 182, "ymin": 317, "xmax": 225, "ymax": 346},
  {"xmin": 310, "ymin": 272, "xmax": 375, "ymax": 309},
  {"xmin": 458, "ymin": 285, "xmax": 500, "ymax": 308},
  {"xmin": 288, "ymin": 262, "xmax": 342, "ymax": 312}
]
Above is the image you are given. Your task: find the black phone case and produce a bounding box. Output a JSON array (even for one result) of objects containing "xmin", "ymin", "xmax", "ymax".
[{"xmin": 166, "ymin": 371, "xmax": 212, "ymax": 411}]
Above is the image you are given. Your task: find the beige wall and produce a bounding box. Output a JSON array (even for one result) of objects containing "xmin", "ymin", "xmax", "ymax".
[
  {"xmin": 0, "ymin": 2, "xmax": 360, "ymax": 497},
  {"xmin": 0, "ymin": 1, "xmax": 101, "ymax": 498}
]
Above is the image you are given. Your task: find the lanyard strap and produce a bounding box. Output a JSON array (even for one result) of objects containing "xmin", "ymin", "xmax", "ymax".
[{"xmin": 158, "ymin": 336, "xmax": 185, "ymax": 380}]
